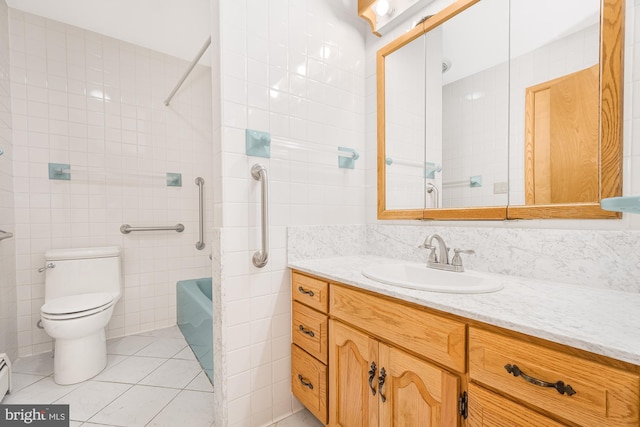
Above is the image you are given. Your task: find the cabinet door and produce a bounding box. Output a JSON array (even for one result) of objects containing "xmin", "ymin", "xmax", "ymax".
[
  {"xmin": 329, "ymin": 320, "xmax": 379, "ymax": 427},
  {"xmin": 378, "ymin": 342, "xmax": 459, "ymax": 427}
]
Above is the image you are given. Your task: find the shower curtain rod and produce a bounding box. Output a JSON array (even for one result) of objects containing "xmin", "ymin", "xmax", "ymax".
[{"xmin": 164, "ymin": 35, "xmax": 212, "ymax": 107}]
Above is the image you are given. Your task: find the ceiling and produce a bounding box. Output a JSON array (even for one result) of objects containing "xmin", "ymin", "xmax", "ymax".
[{"xmin": 5, "ymin": 0, "xmax": 211, "ymax": 64}]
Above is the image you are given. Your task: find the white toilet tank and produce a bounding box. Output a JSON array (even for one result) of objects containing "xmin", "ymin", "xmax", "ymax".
[{"xmin": 43, "ymin": 247, "xmax": 122, "ymax": 302}]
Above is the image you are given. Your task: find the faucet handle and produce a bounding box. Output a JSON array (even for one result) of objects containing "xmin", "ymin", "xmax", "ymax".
[
  {"xmin": 452, "ymin": 249, "xmax": 475, "ymax": 269},
  {"xmin": 419, "ymin": 243, "xmax": 438, "ymax": 263},
  {"xmin": 453, "ymin": 248, "xmax": 475, "ymax": 255}
]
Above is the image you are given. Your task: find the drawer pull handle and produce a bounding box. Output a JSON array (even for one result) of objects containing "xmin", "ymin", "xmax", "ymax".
[
  {"xmin": 298, "ymin": 286, "xmax": 315, "ymax": 297},
  {"xmin": 298, "ymin": 325, "xmax": 315, "ymax": 337},
  {"xmin": 378, "ymin": 367, "xmax": 387, "ymax": 403},
  {"xmin": 504, "ymin": 364, "xmax": 576, "ymax": 396},
  {"xmin": 368, "ymin": 362, "xmax": 377, "ymax": 396},
  {"xmin": 298, "ymin": 374, "xmax": 314, "ymax": 390}
]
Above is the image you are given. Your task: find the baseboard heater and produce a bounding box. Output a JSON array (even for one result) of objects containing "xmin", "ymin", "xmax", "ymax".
[{"xmin": 0, "ymin": 353, "xmax": 12, "ymax": 401}]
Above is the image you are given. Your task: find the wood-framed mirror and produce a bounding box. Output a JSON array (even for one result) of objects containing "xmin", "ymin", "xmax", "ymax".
[{"xmin": 376, "ymin": 0, "xmax": 624, "ymax": 220}]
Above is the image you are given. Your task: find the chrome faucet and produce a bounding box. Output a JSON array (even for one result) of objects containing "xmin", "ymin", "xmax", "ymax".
[
  {"xmin": 420, "ymin": 233, "xmax": 449, "ymax": 265},
  {"xmin": 419, "ymin": 234, "xmax": 474, "ymax": 272}
]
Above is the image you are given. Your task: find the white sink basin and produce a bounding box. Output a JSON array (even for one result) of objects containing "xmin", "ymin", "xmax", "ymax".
[{"xmin": 361, "ymin": 263, "xmax": 504, "ymax": 294}]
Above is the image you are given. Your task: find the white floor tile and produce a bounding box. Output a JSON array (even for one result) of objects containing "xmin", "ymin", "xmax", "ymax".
[
  {"xmin": 88, "ymin": 384, "xmax": 180, "ymax": 427},
  {"xmin": 273, "ymin": 409, "xmax": 324, "ymax": 427},
  {"xmin": 6, "ymin": 326, "xmax": 213, "ymax": 427},
  {"xmin": 139, "ymin": 359, "xmax": 202, "ymax": 389},
  {"xmin": 134, "ymin": 338, "xmax": 187, "ymax": 358},
  {"xmin": 147, "ymin": 389, "xmax": 215, "ymax": 427},
  {"xmin": 185, "ymin": 371, "xmax": 213, "ymax": 393},
  {"xmin": 106, "ymin": 335, "xmax": 156, "ymax": 356},
  {"xmin": 8, "ymin": 372, "xmax": 47, "ymax": 393},
  {"xmin": 54, "ymin": 380, "xmax": 132, "ymax": 422},
  {"xmin": 12, "ymin": 352, "xmax": 54, "ymax": 376},
  {"xmin": 135, "ymin": 326, "xmax": 184, "ymax": 339},
  {"xmin": 173, "ymin": 346, "xmax": 198, "ymax": 361},
  {"xmin": 105, "ymin": 354, "xmax": 129, "ymax": 371},
  {"xmin": 2, "ymin": 376, "xmax": 80, "ymax": 404},
  {"xmin": 93, "ymin": 356, "xmax": 165, "ymax": 384}
]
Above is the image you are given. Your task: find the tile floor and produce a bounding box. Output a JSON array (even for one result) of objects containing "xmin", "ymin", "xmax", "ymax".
[
  {"xmin": 3, "ymin": 326, "xmax": 214, "ymax": 426},
  {"xmin": 2, "ymin": 326, "xmax": 323, "ymax": 427}
]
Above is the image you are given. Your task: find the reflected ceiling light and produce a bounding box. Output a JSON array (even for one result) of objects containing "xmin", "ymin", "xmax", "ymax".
[
  {"xmin": 373, "ymin": 0, "xmax": 392, "ymax": 17},
  {"xmin": 321, "ymin": 46, "xmax": 332, "ymax": 60},
  {"xmin": 89, "ymin": 89, "xmax": 111, "ymax": 101},
  {"xmin": 465, "ymin": 91, "xmax": 485, "ymax": 101},
  {"xmin": 296, "ymin": 64, "xmax": 306, "ymax": 75}
]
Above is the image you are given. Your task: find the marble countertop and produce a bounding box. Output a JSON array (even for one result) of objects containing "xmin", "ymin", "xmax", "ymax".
[{"xmin": 289, "ymin": 255, "xmax": 640, "ymax": 366}]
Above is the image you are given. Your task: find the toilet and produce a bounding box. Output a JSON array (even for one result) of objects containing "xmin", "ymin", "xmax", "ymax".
[{"xmin": 40, "ymin": 246, "xmax": 122, "ymax": 385}]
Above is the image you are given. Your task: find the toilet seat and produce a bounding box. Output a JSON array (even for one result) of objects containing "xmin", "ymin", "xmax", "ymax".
[{"xmin": 41, "ymin": 293, "xmax": 114, "ymax": 320}]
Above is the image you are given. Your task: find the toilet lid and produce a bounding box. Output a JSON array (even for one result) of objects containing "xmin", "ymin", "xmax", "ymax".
[{"xmin": 41, "ymin": 292, "xmax": 113, "ymax": 315}]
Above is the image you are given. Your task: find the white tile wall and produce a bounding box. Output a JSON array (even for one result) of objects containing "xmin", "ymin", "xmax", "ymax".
[
  {"xmin": 8, "ymin": 9, "xmax": 214, "ymax": 357},
  {"xmin": 0, "ymin": 0, "xmax": 18, "ymax": 363},
  {"xmin": 384, "ymin": 34, "xmax": 426, "ymax": 210},
  {"xmin": 442, "ymin": 61, "xmax": 509, "ymax": 208},
  {"xmin": 212, "ymin": 0, "xmax": 366, "ymax": 425}
]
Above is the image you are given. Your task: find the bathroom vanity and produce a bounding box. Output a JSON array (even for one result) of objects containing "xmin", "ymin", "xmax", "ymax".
[{"xmin": 289, "ymin": 256, "xmax": 640, "ymax": 426}]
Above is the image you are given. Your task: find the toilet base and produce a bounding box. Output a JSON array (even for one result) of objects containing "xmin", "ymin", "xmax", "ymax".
[{"xmin": 53, "ymin": 329, "xmax": 107, "ymax": 385}]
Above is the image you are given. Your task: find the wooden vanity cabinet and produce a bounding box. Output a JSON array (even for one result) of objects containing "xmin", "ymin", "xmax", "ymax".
[
  {"xmin": 290, "ymin": 269, "xmax": 640, "ymax": 427},
  {"xmin": 468, "ymin": 327, "xmax": 640, "ymax": 426},
  {"xmin": 466, "ymin": 383, "xmax": 564, "ymax": 427},
  {"xmin": 291, "ymin": 272, "xmax": 330, "ymax": 424},
  {"xmin": 329, "ymin": 284, "xmax": 464, "ymax": 427},
  {"xmin": 329, "ymin": 320, "xmax": 460, "ymax": 427}
]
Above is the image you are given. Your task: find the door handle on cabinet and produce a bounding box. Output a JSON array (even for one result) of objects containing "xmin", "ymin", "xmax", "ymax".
[
  {"xmin": 298, "ymin": 374, "xmax": 314, "ymax": 390},
  {"xmin": 298, "ymin": 325, "xmax": 315, "ymax": 337},
  {"xmin": 378, "ymin": 367, "xmax": 387, "ymax": 403},
  {"xmin": 368, "ymin": 362, "xmax": 377, "ymax": 396},
  {"xmin": 504, "ymin": 364, "xmax": 576, "ymax": 396},
  {"xmin": 297, "ymin": 286, "xmax": 314, "ymax": 297}
]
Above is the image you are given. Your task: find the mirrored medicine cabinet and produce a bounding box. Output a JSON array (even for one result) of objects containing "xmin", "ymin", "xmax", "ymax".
[{"xmin": 377, "ymin": 0, "xmax": 624, "ymax": 220}]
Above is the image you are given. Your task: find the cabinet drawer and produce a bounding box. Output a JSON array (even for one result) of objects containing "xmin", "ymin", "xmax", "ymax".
[
  {"xmin": 292, "ymin": 271, "xmax": 329, "ymax": 313},
  {"xmin": 330, "ymin": 284, "xmax": 466, "ymax": 373},
  {"xmin": 469, "ymin": 327, "xmax": 640, "ymax": 426},
  {"xmin": 291, "ymin": 344, "xmax": 328, "ymax": 424},
  {"xmin": 467, "ymin": 383, "xmax": 564, "ymax": 426},
  {"xmin": 292, "ymin": 301, "xmax": 328, "ymax": 364}
]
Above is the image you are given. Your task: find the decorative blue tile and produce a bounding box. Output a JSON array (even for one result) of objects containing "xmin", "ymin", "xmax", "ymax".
[
  {"xmin": 338, "ymin": 146, "xmax": 359, "ymax": 169},
  {"xmin": 166, "ymin": 173, "xmax": 182, "ymax": 187},
  {"xmin": 245, "ymin": 129, "xmax": 271, "ymax": 158},
  {"xmin": 48, "ymin": 163, "xmax": 70, "ymax": 180}
]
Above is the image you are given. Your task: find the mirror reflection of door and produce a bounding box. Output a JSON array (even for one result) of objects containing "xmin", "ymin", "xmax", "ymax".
[{"xmin": 524, "ymin": 64, "xmax": 599, "ymax": 204}]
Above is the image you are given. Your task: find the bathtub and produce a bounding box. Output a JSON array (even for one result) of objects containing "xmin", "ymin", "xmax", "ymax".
[{"xmin": 177, "ymin": 277, "xmax": 213, "ymax": 383}]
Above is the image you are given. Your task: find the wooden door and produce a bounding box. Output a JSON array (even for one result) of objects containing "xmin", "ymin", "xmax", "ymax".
[
  {"xmin": 377, "ymin": 343, "xmax": 459, "ymax": 427},
  {"xmin": 525, "ymin": 64, "xmax": 599, "ymax": 204},
  {"xmin": 329, "ymin": 320, "xmax": 379, "ymax": 427}
]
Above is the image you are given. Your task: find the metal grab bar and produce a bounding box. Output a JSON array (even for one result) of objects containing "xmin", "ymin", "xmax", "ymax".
[
  {"xmin": 195, "ymin": 177, "xmax": 205, "ymax": 250},
  {"xmin": 251, "ymin": 164, "xmax": 269, "ymax": 268},
  {"xmin": 0, "ymin": 229, "xmax": 13, "ymax": 242},
  {"xmin": 120, "ymin": 224, "xmax": 185, "ymax": 234}
]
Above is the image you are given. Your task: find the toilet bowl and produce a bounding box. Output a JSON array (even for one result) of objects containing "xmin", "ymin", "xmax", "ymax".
[{"xmin": 40, "ymin": 247, "xmax": 122, "ymax": 385}]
